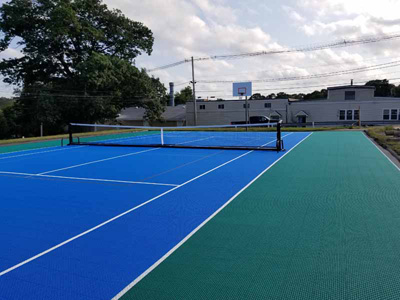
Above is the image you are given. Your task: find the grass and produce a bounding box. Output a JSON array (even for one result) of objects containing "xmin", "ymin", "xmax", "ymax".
[{"xmin": 366, "ymin": 126, "xmax": 400, "ymax": 156}]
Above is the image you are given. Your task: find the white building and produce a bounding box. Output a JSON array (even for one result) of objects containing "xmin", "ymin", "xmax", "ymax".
[
  {"xmin": 186, "ymin": 85, "xmax": 400, "ymax": 126},
  {"xmin": 118, "ymin": 105, "xmax": 186, "ymax": 126}
]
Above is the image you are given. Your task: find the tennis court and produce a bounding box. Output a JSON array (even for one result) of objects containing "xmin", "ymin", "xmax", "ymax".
[{"xmin": 0, "ymin": 130, "xmax": 399, "ymax": 299}]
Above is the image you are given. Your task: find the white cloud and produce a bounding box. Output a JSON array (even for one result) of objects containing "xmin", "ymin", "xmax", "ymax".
[
  {"xmin": 192, "ymin": 0, "xmax": 237, "ymax": 24},
  {"xmin": 282, "ymin": 5, "xmax": 305, "ymax": 23},
  {"xmin": 0, "ymin": 47, "xmax": 23, "ymax": 59}
]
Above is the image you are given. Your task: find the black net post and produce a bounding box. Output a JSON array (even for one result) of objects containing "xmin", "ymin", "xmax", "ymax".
[
  {"xmin": 276, "ymin": 122, "xmax": 282, "ymax": 151},
  {"xmin": 68, "ymin": 124, "xmax": 73, "ymax": 145}
]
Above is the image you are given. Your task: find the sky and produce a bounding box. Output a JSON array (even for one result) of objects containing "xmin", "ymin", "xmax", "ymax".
[{"xmin": 2, "ymin": 0, "xmax": 400, "ymax": 99}]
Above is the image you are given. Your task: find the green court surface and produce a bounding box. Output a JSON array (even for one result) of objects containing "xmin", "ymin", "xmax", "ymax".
[
  {"xmin": 122, "ymin": 131, "xmax": 400, "ymax": 300},
  {"xmin": 0, "ymin": 139, "xmax": 63, "ymax": 154}
]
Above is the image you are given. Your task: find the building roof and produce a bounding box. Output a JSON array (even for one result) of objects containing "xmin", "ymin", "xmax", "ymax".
[
  {"xmin": 118, "ymin": 105, "xmax": 186, "ymax": 121},
  {"xmin": 269, "ymin": 110, "xmax": 282, "ymax": 117},
  {"xmin": 295, "ymin": 110, "xmax": 309, "ymax": 117},
  {"xmin": 327, "ymin": 85, "xmax": 375, "ymax": 91}
]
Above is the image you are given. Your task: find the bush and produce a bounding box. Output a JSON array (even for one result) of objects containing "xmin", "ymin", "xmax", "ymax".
[
  {"xmin": 384, "ymin": 125, "xmax": 394, "ymax": 131},
  {"xmin": 0, "ymin": 110, "xmax": 9, "ymax": 138},
  {"xmin": 367, "ymin": 127, "xmax": 400, "ymax": 155}
]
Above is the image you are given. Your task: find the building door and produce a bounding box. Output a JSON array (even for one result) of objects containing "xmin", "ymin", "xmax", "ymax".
[{"xmin": 298, "ymin": 116, "xmax": 306, "ymax": 123}]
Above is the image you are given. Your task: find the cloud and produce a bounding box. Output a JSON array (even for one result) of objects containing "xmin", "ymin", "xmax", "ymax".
[
  {"xmin": 192, "ymin": 0, "xmax": 237, "ymax": 24},
  {"xmin": 282, "ymin": 5, "xmax": 305, "ymax": 23},
  {"xmin": 0, "ymin": 47, "xmax": 22, "ymax": 60}
]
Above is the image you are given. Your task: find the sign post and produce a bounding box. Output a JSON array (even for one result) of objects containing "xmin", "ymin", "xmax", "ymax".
[{"xmin": 233, "ymin": 82, "xmax": 252, "ymax": 124}]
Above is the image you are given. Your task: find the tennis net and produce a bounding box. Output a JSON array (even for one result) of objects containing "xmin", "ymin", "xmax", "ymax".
[{"xmin": 68, "ymin": 122, "xmax": 284, "ymax": 151}]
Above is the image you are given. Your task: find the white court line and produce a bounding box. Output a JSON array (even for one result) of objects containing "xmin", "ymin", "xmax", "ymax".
[
  {"xmin": 38, "ymin": 148, "xmax": 159, "ymax": 175},
  {"xmin": 176, "ymin": 136, "xmax": 216, "ymax": 145},
  {"xmin": 0, "ymin": 146, "xmax": 85, "ymax": 161},
  {"xmin": 113, "ymin": 132, "xmax": 313, "ymax": 299},
  {"xmin": 0, "ymin": 145, "xmax": 261, "ymax": 277},
  {"xmin": 0, "ymin": 171, "xmax": 177, "ymax": 187},
  {"xmin": 363, "ymin": 132, "xmax": 400, "ymax": 172}
]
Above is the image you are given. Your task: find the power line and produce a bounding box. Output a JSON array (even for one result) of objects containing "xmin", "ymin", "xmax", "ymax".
[
  {"xmin": 194, "ymin": 77, "xmax": 400, "ymax": 96},
  {"xmin": 147, "ymin": 59, "xmax": 190, "ymax": 72},
  {"xmin": 192, "ymin": 55, "xmax": 400, "ymax": 79},
  {"xmin": 196, "ymin": 60, "xmax": 400, "ymax": 84},
  {"xmin": 146, "ymin": 32, "xmax": 400, "ymax": 72}
]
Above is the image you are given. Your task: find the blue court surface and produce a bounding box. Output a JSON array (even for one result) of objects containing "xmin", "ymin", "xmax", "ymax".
[{"xmin": 0, "ymin": 131, "xmax": 310, "ymax": 299}]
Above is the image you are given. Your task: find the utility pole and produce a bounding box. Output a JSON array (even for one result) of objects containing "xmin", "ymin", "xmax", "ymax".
[
  {"xmin": 245, "ymin": 95, "xmax": 249, "ymax": 124},
  {"xmin": 169, "ymin": 82, "xmax": 175, "ymax": 107},
  {"xmin": 190, "ymin": 57, "xmax": 197, "ymax": 126}
]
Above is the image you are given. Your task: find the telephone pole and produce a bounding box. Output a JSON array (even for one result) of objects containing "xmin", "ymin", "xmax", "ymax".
[{"xmin": 190, "ymin": 57, "xmax": 197, "ymax": 126}]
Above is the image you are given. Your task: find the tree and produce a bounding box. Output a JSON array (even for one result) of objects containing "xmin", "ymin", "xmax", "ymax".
[
  {"xmin": 174, "ymin": 86, "xmax": 193, "ymax": 105},
  {"xmin": 275, "ymin": 92, "xmax": 290, "ymax": 99},
  {"xmin": 0, "ymin": 110, "xmax": 8, "ymax": 138},
  {"xmin": 266, "ymin": 93, "xmax": 276, "ymax": 99},
  {"xmin": 303, "ymin": 89, "xmax": 327, "ymax": 100},
  {"xmin": 392, "ymin": 85, "xmax": 400, "ymax": 97},
  {"xmin": 0, "ymin": 105, "xmax": 17, "ymax": 138},
  {"xmin": 249, "ymin": 93, "xmax": 266, "ymax": 100},
  {"xmin": 365, "ymin": 79, "xmax": 395, "ymax": 97},
  {"xmin": 0, "ymin": 0, "xmax": 165, "ymax": 136}
]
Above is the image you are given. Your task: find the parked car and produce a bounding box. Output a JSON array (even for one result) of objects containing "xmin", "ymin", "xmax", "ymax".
[{"xmin": 231, "ymin": 115, "xmax": 272, "ymax": 125}]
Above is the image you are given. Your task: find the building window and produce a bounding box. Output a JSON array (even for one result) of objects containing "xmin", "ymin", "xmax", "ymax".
[
  {"xmin": 264, "ymin": 103, "xmax": 271, "ymax": 108},
  {"xmin": 354, "ymin": 110, "xmax": 359, "ymax": 120},
  {"xmin": 218, "ymin": 104, "xmax": 224, "ymax": 109},
  {"xmin": 345, "ymin": 91, "xmax": 356, "ymax": 100},
  {"xmin": 340, "ymin": 109, "xmax": 360, "ymax": 121},
  {"xmin": 346, "ymin": 110, "xmax": 353, "ymax": 120},
  {"xmin": 383, "ymin": 109, "xmax": 390, "ymax": 120},
  {"xmin": 243, "ymin": 104, "xmax": 250, "ymax": 108},
  {"xmin": 339, "ymin": 110, "xmax": 345, "ymax": 120},
  {"xmin": 391, "ymin": 109, "xmax": 398, "ymax": 120},
  {"xmin": 199, "ymin": 105, "xmax": 205, "ymax": 110}
]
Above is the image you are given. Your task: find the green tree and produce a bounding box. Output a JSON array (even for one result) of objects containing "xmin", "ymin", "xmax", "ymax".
[
  {"xmin": 275, "ymin": 92, "xmax": 290, "ymax": 99},
  {"xmin": 1, "ymin": 105, "xmax": 18, "ymax": 138},
  {"xmin": 365, "ymin": 79, "xmax": 395, "ymax": 97},
  {"xmin": 0, "ymin": 97, "xmax": 13, "ymax": 110},
  {"xmin": 392, "ymin": 85, "xmax": 400, "ymax": 97},
  {"xmin": 249, "ymin": 93, "xmax": 266, "ymax": 100},
  {"xmin": 0, "ymin": 110, "xmax": 9, "ymax": 138},
  {"xmin": 174, "ymin": 86, "xmax": 193, "ymax": 105},
  {"xmin": 0, "ymin": 0, "xmax": 165, "ymax": 136},
  {"xmin": 303, "ymin": 89, "xmax": 327, "ymax": 100}
]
